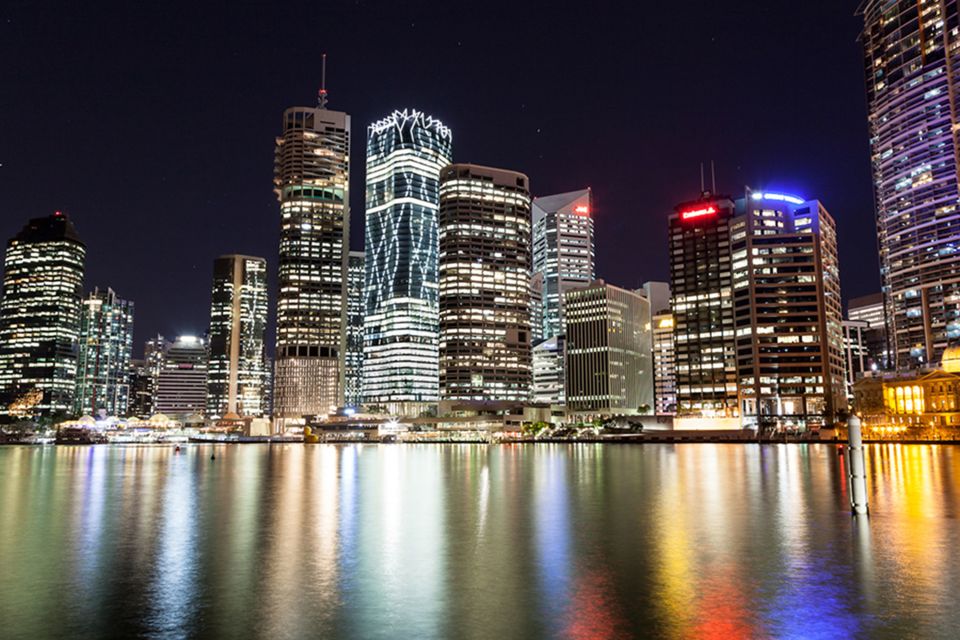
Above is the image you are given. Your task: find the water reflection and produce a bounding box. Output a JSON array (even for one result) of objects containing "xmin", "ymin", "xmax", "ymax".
[
  {"xmin": 147, "ymin": 448, "xmax": 199, "ymax": 637},
  {"xmin": 2, "ymin": 443, "xmax": 960, "ymax": 638}
]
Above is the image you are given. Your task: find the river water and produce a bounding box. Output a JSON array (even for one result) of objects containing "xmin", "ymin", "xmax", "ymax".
[{"xmin": 1, "ymin": 443, "xmax": 958, "ymax": 639}]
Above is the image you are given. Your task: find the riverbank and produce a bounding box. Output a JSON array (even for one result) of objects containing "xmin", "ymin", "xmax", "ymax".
[{"xmin": 6, "ymin": 432, "xmax": 960, "ymax": 445}]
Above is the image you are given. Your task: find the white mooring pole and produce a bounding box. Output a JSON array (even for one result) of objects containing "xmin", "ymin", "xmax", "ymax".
[{"xmin": 846, "ymin": 414, "xmax": 869, "ymax": 515}]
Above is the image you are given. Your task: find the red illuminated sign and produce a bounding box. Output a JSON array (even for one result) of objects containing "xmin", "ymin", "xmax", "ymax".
[
  {"xmin": 574, "ymin": 205, "xmax": 589, "ymax": 215},
  {"xmin": 680, "ymin": 205, "xmax": 717, "ymax": 221}
]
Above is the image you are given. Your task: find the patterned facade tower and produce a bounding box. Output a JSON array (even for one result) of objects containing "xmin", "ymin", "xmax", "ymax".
[
  {"xmin": 273, "ymin": 101, "xmax": 350, "ymax": 427},
  {"xmin": 861, "ymin": 0, "xmax": 960, "ymax": 368},
  {"xmin": 206, "ymin": 255, "xmax": 268, "ymax": 419},
  {"xmin": 75, "ymin": 287, "xmax": 134, "ymax": 418},
  {"xmin": 0, "ymin": 212, "xmax": 85, "ymax": 419},
  {"xmin": 362, "ymin": 109, "xmax": 452, "ymax": 415}
]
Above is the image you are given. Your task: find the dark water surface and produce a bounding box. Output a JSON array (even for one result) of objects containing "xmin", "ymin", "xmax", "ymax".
[{"xmin": 1, "ymin": 443, "xmax": 959, "ymax": 639}]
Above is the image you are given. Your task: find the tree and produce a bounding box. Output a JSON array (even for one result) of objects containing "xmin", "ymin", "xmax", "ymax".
[{"xmin": 522, "ymin": 421, "xmax": 550, "ymax": 437}]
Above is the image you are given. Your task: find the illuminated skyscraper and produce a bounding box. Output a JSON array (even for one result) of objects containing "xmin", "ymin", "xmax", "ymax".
[
  {"xmin": 343, "ymin": 250, "xmax": 365, "ymax": 408},
  {"xmin": 669, "ymin": 195, "xmax": 739, "ymax": 417},
  {"xmin": 273, "ymin": 92, "xmax": 350, "ymax": 426},
  {"xmin": 670, "ymin": 189, "xmax": 847, "ymax": 428},
  {"xmin": 731, "ymin": 190, "xmax": 845, "ymax": 429},
  {"xmin": 362, "ymin": 109, "xmax": 452, "ymax": 414},
  {"xmin": 531, "ymin": 189, "xmax": 595, "ymax": 340},
  {"xmin": 205, "ymin": 255, "xmax": 268, "ymax": 419},
  {"xmin": 0, "ymin": 212, "xmax": 85, "ymax": 419},
  {"xmin": 438, "ymin": 164, "xmax": 532, "ymax": 405},
  {"xmin": 74, "ymin": 287, "xmax": 134, "ymax": 417},
  {"xmin": 564, "ymin": 281, "xmax": 653, "ymax": 414},
  {"xmin": 861, "ymin": 1, "xmax": 960, "ymax": 368}
]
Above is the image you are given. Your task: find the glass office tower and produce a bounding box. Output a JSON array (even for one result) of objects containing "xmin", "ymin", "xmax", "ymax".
[
  {"xmin": 861, "ymin": 0, "xmax": 960, "ymax": 368},
  {"xmin": 206, "ymin": 255, "xmax": 268, "ymax": 419},
  {"xmin": 75, "ymin": 287, "xmax": 134, "ymax": 418},
  {"xmin": 362, "ymin": 109, "xmax": 452, "ymax": 415},
  {"xmin": 531, "ymin": 189, "xmax": 595, "ymax": 340}
]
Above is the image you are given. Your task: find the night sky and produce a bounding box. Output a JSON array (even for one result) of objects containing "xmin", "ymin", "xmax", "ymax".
[{"xmin": 1, "ymin": 1, "xmax": 874, "ymax": 355}]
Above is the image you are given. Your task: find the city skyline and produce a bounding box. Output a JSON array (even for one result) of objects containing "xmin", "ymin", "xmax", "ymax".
[
  {"xmin": 4, "ymin": 5, "xmax": 960, "ymax": 638},
  {"xmin": 0, "ymin": 2, "xmax": 875, "ymax": 351}
]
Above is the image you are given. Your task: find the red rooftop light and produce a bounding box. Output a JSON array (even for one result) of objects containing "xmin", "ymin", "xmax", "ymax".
[
  {"xmin": 680, "ymin": 205, "xmax": 717, "ymax": 221},
  {"xmin": 574, "ymin": 205, "xmax": 589, "ymax": 215}
]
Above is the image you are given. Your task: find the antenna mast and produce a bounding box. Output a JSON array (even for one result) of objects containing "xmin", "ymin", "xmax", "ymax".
[
  {"xmin": 318, "ymin": 53, "xmax": 329, "ymax": 109},
  {"xmin": 700, "ymin": 163, "xmax": 705, "ymax": 194},
  {"xmin": 710, "ymin": 160, "xmax": 717, "ymax": 193}
]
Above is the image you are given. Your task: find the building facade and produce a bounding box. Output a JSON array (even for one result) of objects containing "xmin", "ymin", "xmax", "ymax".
[
  {"xmin": 532, "ymin": 334, "xmax": 565, "ymax": 406},
  {"xmin": 843, "ymin": 320, "xmax": 871, "ymax": 401},
  {"xmin": 362, "ymin": 109, "xmax": 452, "ymax": 414},
  {"xmin": 853, "ymin": 347, "xmax": 960, "ymax": 437},
  {"xmin": 343, "ymin": 250, "xmax": 365, "ymax": 408},
  {"xmin": 0, "ymin": 212, "xmax": 86, "ymax": 419},
  {"xmin": 437, "ymin": 164, "xmax": 532, "ymax": 406},
  {"xmin": 652, "ymin": 312, "xmax": 676, "ymax": 415},
  {"xmin": 205, "ymin": 255, "xmax": 268, "ymax": 419},
  {"xmin": 127, "ymin": 358, "xmax": 152, "ymax": 418},
  {"xmin": 849, "ymin": 292, "xmax": 890, "ymax": 371},
  {"xmin": 154, "ymin": 335, "xmax": 208, "ymax": 419},
  {"xmin": 142, "ymin": 334, "xmax": 171, "ymax": 416},
  {"xmin": 861, "ymin": 0, "xmax": 960, "ymax": 368},
  {"xmin": 731, "ymin": 191, "xmax": 846, "ymax": 429},
  {"xmin": 565, "ymin": 281, "xmax": 653, "ymax": 414},
  {"xmin": 642, "ymin": 281, "xmax": 672, "ymax": 315},
  {"xmin": 273, "ymin": 98, "xmax": 351, "ymax": 427},
  {"xmin": 74, "ymin": 287, "xmax": 134, "ymax": 418},
  {"xmin": 531, "ymin": 189, "xmax": 595, "ymax": 341},
  {"xmin": 848, "ymin": 292, "xmax": 884, "ymax": 328},
  {"xmin": 669, "ymin": 195, "xmax": 738, "ymax": 417}
]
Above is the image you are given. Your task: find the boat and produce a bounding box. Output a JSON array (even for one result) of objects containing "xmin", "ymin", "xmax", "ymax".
[{"xmin": 55, "ymin": 426, "xmax": 108, "ymax": 445}]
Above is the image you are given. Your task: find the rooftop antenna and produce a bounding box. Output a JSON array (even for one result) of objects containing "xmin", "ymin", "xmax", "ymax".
[
  {"xmin": 710, "ymin": 160, "xmax": 717, "ymax": 193},
  {"xmin": 700, "ymin": 163, "xmax": 705, "ymax": 194},
  {"xmin": 318, "ymin": 53, "xmax": 329, "ymax": 109}
]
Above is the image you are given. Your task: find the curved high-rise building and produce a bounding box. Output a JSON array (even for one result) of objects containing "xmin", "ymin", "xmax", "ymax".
[
  {"xmin": 438, "ymin": 164, "xmax": 532, "ymax": 405},
  {"xmin": 362, "ymin": 109, "xmax": 452, "ymax": 414},
  {"xmin": 0, "ymin": 212, "xmax": 86, "ymax": 418},
  {"xmin": 273, "ymin": 99, "xmax": 351, "ymax": 427},
  {"xmin": 861, "ymin": 0, "xmax": 960, "ymax": 368}
]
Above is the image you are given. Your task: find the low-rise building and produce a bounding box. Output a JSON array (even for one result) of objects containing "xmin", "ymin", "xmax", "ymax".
[{"xmin": 853, "ymin": 346, "xmax": 960, "ymax": 437}]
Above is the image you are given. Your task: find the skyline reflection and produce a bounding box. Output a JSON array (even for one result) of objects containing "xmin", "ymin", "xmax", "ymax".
[{"xmin": 1, "ymin": 443, "xmax": 960, "ymax": 638}]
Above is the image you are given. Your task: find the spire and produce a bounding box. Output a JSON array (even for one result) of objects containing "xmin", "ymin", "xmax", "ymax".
[{"xmin": 318, "ymin": 53, "xmax": 329, "ymax": 109}]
